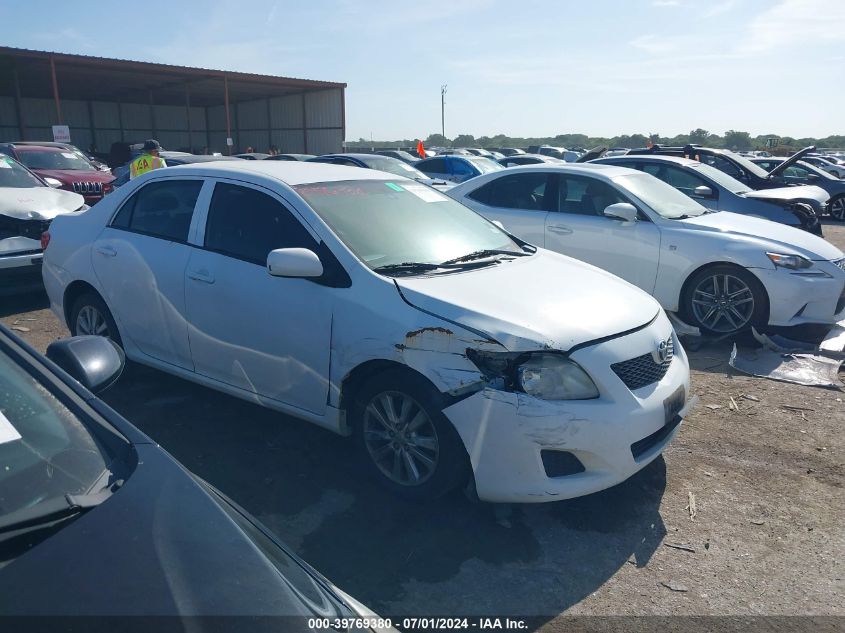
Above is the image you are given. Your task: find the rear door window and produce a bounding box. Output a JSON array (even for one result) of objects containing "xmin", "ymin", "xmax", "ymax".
[
  {"xmin": 204, "ymin": 183, "xmax": 317, "ymax": 265},
  {"xmin": 111, "ymin": 179, "xmax": 203, "ymax": 242},
  {"xmin": 468, "ymin": 173, "xmax": 549, "ymax": 210}
]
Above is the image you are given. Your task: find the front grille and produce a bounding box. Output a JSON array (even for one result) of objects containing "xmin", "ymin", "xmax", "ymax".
[
  {"xmin": 833, "ymin": 258, "xmax": 845, "ymax": 273},
  {"xmin": 611, "ymin": 337, "xmax": 674, "ymax": 391},
  {"xmin": 72, "ymin": 181, "xmax": 103, "ymax": 195},
  {"xmin": 0, "ymin": 215, "xmax": 52, "ymax": 241}
]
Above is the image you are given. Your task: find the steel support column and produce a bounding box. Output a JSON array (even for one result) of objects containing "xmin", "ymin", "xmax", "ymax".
[
  {"xmin": 49, "ymin": 56, "xmax": 62, "ymax": 124},
  {"xmin": 223, "ymin": 74, "xmax": 232, "ymax": 155}
]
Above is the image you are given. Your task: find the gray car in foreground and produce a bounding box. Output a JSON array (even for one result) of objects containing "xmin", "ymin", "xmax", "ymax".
[{"xmin": 593, "ymin": 155, "xmax": 824, "ymax": 235}]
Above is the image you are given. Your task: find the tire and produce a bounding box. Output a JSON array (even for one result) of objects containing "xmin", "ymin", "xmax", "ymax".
[
  {"xmin": 829, "ymin": 195, "xmax": 845, "ymax": 222},
  {"xmin": 682, "ymin": 265, "xmax": 768, "ymax": 337},
  {"xmin": 69, "ymin": 292, "xmax": 122, "ymax": 346},
  {"xmin": 352, "ymin": 371, "xmax": 469, "ymax": 500}
]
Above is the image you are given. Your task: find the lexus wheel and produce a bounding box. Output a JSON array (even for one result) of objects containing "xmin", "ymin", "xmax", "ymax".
[
  {"xmin": 830, "ymin": 195, "xmax": 845, "ymax": 221},
  {"xmin": 683, "ymin": 265, "xmax": 768, "ymax": 336}
]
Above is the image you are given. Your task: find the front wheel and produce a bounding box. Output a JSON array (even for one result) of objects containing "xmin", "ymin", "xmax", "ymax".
[
  {"xmin": 682, "ymin": 265, "xmax": 768, "ymax": 337},
  {"xmin": 829, "ymin": 195, "xmax": 845, "ymax": 221},
  {"xmin": 353, "ymin": 372, "xmax": 469, "ymax": 500}
]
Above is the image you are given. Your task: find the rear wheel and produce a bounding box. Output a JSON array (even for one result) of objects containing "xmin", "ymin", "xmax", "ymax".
[
  {"xmin": 829, "ymin": 195, "xmax": 845, "ymax": 221},
  {"xmin": 70, "ymin": 292, "xmax": 122, "ymax": 346},
  {"xmin": 682, "ymin": 265, "xmax": 768, "ymax": 337},
  {"xmin": 353, "ymin": 371, "xmax": 468, "ymax": 500}
]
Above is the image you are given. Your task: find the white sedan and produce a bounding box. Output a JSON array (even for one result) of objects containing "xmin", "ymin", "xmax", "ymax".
[
  {"xmin": 42, "ymin": 161, "xmax": 692, "ymax": 503},
  {"xmin": 447, "ymin": 164, "xmax": 845, "ymax": 335}
]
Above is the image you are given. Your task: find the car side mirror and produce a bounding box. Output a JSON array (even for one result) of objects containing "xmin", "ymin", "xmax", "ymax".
[
  {"xmin": 603, "ymin": 202, "xmax": 638, "ymax": 222},
  {"xmin": 43, "ymin": 177, "xmax": 63, "ymax": 188},
  {"xmin": 693, "ymin": 185, "xmax": 713, "ymax": 198},
  {"xmin": 267, "ymin": 248, "xmax": 324, "ymax": 278},
  {"xmin": 46, "ymin": 336, "xmax": 125, "ymax": 393},
  {"xmin": 491, "ymin": 220, "xmax": 505, "ymax": 229}
]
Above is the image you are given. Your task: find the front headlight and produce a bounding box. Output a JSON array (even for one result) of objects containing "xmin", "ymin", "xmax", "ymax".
[
  {"xmin": 766, "ymin": 252, "xmax": 814, "ymax": 270},
  {"xmin": 467, "ymin": 350, "xmax": 599, "ymax": 400},
  {"xmin": 517, "ymin": 354, "xmax": 599, "ymax": 400}
]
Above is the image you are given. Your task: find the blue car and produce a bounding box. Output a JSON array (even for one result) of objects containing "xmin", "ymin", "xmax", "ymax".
[{"xmin": 414, "ymin": 154, "xmax": 504, "ymax": 183}]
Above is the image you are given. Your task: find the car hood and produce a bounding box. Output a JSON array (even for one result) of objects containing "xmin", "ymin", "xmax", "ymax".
[
  {"xmin": 743, "ymin": 184, "xmax": 829, "ymax": 205},
  {"xmin": 395, "ymin": 249, "xmax": 661, "ymax": 352},
  {"xmin": 763, "ymin": 146, "xmax": 815, "ymax": 177},
  {"xmin": 676, "ymin": 211, "xmax": 843, "ymax": 261},
  {"xmin": 0, "ymin": 444, "xmax": 352, "ymax": 616},
  {"xmin": 0, "ymin": 186, "xmax": 84, "ymax": 220},
  {"xmin": 32, "ymin": 168, "xmax": 115, "ymax": 184}
]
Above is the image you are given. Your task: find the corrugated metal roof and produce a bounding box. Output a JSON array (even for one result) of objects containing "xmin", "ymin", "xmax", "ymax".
[{"xmin": 0, "ymin": 46, "xmax": 345, "ymax": 107}]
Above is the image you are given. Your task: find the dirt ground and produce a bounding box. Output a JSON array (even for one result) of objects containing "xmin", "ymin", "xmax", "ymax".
[{"xmin": 1, "ymin": 223, "xmax": 843, "ymax": 626}]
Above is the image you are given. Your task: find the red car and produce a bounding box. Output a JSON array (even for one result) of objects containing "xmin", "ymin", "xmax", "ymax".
[{"xmin": 0, "ymin": 144, "xmax": 114, "ymax": 204}]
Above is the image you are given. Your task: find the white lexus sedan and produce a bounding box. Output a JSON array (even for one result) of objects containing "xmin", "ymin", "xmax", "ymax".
[
  {"xmin": 42, "ymin": 161, "xmax": 692, "ymax": 503},
  {"xmin": 447, "ymin": 165, "xmax": 845, "ymax": 336}
]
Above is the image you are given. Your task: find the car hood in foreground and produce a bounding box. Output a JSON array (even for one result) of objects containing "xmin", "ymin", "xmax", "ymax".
[
  {"xmin": 0, "ymin": 444, "xmax": 350, "ymax": 617},
  {"xmin": 0, "ymin": 186, "xmax": 84, "ymax": 220},
  {"xmin": 677, "ymin": 212, "xmax": 843, "ymax": 261},
  {"xmin": 396, "ymin": 249, "xmax": 661, "ymax": 352},
  {"xmin": 743, "ymin": 184, "xmax": 829, "ymax": 205}
]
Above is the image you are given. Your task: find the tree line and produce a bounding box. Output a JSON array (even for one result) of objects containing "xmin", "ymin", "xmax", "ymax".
[{"xmin": 348, "ymin": 129, "xmax": 845, "ymax": 152}]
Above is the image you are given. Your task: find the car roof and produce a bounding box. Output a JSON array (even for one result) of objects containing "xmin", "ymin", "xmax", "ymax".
[
  {"xmin": 458, "ymin": 163, "xmax": 634, "ymax": 180},
  {"xmin": 597, "ymin": 154, "xmax": 701, "ymax": 167},
  {"xmin": 158, "ymin": 159, "xmax": 398, "ymax": 186}
]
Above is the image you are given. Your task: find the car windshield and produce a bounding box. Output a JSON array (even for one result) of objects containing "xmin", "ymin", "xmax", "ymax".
[
  {"xmin": 359, "ymin": 155, "xmax": 428, "ymax": 180},
  {"xmin": 294, "ymin": 179, "xmax": 523, "ymax": 271},
  {"xmin": 17, "ymin": 150, "xmax": 97, "ymax": 172},
  {"xmin": 0, "ymin": 156, "xmax": 45, "ymax": 188},
  {"xmin": 466, "ymin": 157, "xmax": 505, "ymax": 174},
  {"xmin": 688, "ymin": 162, "xmax": 752, "ymax": 194},
  {"xmin": 0, "ymin": 346, "xmax": 112, "ymax": 520},
  {"xmin": 614, "ymin": 173, "xmax": 708, "ymax": 219},
  {"xmin": 719, "ymin": 150, "xmax": 770, "ymax": 179}
]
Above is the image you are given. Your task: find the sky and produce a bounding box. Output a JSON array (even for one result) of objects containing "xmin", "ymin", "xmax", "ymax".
[{"xmin": 1, "ymin": 0, "xmax": 843, "ymax": 141}]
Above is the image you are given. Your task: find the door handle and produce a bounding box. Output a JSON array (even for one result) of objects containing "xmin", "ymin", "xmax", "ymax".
[
  {"xmin": 187, "ymin": 269, "xmax": 215, "ymax": 284},
  {"xmin": 547, "ymin": 224, "xmax": 573, "ymax": 235},
  {"xmin": 95, "ymin": 245, "xmax": 117, "ymax": 257}
]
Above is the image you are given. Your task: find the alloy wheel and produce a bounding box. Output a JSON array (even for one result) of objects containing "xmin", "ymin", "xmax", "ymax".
[
  {"xmin": 831, "ymin": 197, "xmax": 845, "ymax": 221},
  {"xmin": 76, "ymin": 305, "xmax": 110, "ymax": 337},
  {"xmin": 362, "ymin": 391, "xmax": 440, "ymax": 486},
  {"xmin": 691, "ymin": 273, "xmax": 755, "ymax": 333}
]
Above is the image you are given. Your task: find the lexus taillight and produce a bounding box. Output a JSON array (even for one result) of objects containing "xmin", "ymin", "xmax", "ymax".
[{"xmin": 41, "ymin": 231, "xmax": 51, "ymax": 250}]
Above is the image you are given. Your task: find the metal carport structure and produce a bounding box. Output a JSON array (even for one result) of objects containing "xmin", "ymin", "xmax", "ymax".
[{"xmin": 0, "ymin": 46, "xmax": 346, "ymax": 155}]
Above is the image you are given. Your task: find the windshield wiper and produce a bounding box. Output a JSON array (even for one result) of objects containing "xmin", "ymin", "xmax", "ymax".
[
  {"xmin": 0, "ymin": 487, "xmax": 116, "ymax": 542},
  {"xmin": 439, "ymin": 249, "xmax": 529, "ymax": 266},
  {"xmin": 371, "ymin": 262, "xmax": 449, "ymax": 276}
]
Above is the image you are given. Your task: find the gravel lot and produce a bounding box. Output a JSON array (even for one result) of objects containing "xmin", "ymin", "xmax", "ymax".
[{"xmin": 2, "ymin": 222, "xmax": 843, "ymax": 625}]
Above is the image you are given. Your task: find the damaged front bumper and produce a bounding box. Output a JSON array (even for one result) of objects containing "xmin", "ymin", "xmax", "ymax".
[{"xmin": 443, "ymin": 312, "xmax": 693, "ymax": 503}]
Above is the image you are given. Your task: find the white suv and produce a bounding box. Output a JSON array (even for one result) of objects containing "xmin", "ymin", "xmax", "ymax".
[{"xmin": 43, "ymin": 161, "xmax": 692, "ymax": 503}]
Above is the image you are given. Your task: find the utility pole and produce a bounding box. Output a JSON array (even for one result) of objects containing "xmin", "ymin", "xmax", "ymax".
[{"xmin": 441, "ymin": 84, "xmax": 447, "ymax": 139}]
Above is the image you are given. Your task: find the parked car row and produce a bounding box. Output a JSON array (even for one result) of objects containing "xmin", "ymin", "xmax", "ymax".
[{"xmin": 5, "ymin": 148, "xmax": 845, "ymax": 623}]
